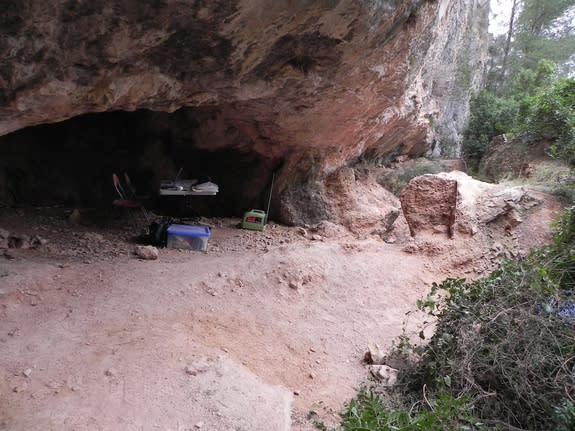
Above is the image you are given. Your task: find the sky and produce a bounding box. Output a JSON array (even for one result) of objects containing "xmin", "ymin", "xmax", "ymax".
[{"xmin": 489, "ymin": 0, "xmax": 513, "ymax": 35}]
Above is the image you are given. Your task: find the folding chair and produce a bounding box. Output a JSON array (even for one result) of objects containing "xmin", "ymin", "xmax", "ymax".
[{"xmin": 112, "ymin": 173, "xmax": 150, "ymax": 227}]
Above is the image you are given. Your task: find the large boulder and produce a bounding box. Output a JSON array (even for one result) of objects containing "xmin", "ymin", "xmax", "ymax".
[
  {"xmin": 400, "ymin": 174, "xmax": 458, "ymax": 237},
  {"xmin": 400, "ymin": 171, "xmax": 546, "ymax": 238}
]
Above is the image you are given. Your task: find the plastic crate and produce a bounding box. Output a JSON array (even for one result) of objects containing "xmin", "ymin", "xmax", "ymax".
[{"xmin": 166, "ymin": 224, "xmax": 211, "ymax": 251}]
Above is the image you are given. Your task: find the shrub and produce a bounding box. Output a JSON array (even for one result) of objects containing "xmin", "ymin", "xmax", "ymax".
[
  {"xmin": 462, "ymin": 91, "xmax": 519, "ymax": 163},
  {"xmin": 340, "ymin": 389, "xmax": 482, "ymax": 431},
  {"xmin": 519, "ymin": 79, "xmax": 575, "ymax": 165},
  {"xmin": 404, "ymin": 207, "xmax": 575, "ymax": 430},
  {"xmin": 332, "ymin": 209, "xmax": 575, "ymax": 431}
]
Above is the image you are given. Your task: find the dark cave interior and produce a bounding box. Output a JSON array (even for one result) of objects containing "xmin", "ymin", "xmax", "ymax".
[{"xmin": 0, "ymin": 108, "xmax": 279, "ymax": 218}]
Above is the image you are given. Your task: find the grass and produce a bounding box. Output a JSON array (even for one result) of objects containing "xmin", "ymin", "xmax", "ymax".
[{"xmin": 500, "ymin": 160, "xmax": 575, "ymax": 202}]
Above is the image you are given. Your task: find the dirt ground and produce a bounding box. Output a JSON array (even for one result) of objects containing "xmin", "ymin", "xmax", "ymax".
[{"xmin": 0, "ymin": 191, "xmax": 561, "ymax": 430}]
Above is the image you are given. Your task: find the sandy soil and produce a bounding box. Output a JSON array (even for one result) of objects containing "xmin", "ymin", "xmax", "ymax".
[{"xmin": 0, "ymin": 196, "xmax": 560, "ymax": 430}]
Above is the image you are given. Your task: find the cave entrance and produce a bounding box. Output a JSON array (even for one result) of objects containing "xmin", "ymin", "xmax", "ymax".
[{"xmin": 0, "ymin": 108, "xmax": 279, "ymax": 219}]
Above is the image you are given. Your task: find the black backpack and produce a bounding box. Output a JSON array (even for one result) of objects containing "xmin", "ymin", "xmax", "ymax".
[{"xmin": 147, "ymin": 217, "xmax": 173, "ymax": 247}]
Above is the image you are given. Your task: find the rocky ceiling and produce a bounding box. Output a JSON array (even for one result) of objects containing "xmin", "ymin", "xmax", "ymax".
[{"xmin": 0, "ymin": 0, "xmax": 489, "ymax": 224}]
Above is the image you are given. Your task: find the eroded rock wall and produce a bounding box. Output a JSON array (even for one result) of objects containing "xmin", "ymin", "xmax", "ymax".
[{"xmin": 0, "ymin": 0, "xmax": 488, "ymax": 223}]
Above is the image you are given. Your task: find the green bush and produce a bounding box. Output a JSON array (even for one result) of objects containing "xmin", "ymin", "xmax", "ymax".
[
  {"xmin": 405, "ymin": 207, "xmax": 575, "ymax": 430},
  {"xmin": 462, "ymin": 91, "xmax": 519, "ymax": 162},
  {"xmin": 520, "ymin": 79, "xmax": 575, "ymax": 165},
  {"xmin": 333, "ymin": 209, "xmax": 575, "ymax": 431},
  {"xmin": 340, "ymin": 389, "xmax": 482, "ymax": 431},
  {"xmin": 554, "ymin": 399, "xmax": 575, "ymax": 431}
]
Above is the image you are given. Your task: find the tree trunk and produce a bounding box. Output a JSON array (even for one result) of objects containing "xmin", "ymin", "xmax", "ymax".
[{"xmin": 497, "ymin": 0, "xmax": 519, "ymax": 94}]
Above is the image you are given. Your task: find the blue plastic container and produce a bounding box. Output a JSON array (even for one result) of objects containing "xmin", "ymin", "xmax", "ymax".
[{"xmin": 166, "ymin": 224, "xmax": 211, "ymax": 251}]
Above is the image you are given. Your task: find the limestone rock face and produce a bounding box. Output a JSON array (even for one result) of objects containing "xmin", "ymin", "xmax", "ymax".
[{"xmin": 0, "ymin": 0, "xmax": 488, "ymax": 223}]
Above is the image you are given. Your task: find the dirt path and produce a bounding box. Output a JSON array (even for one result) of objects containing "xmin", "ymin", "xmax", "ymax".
[{"xmin": 0, "ymin": 199, "xmax": 558, "ymax": 430}]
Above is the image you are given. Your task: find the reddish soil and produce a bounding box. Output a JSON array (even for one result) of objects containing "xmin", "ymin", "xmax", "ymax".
[{"xmin": 0, "ymin": 188, "xmax": 561, "ymax": 430}]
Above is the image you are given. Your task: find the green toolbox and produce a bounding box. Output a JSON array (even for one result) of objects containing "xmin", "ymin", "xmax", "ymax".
[{"xmin": 241, "ymin": 209, "xmax": 266, "ymax": 231}]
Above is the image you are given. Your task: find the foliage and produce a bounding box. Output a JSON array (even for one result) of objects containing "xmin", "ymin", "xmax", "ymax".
[
  {"xmin": 464, "ymin": 75, "xmax": 575, "ymax": 168},
  {"xmin": 467, "ymin": 0, "xmax": 575, "ymax": 166},
  {"xmin": 554, "ymin": 399, "xmax": 575, "ymax": 431},
  {"xmin": 512, "ymin": 0, "xmax": 575, "ymax": 75},
  {"xmin": 501, "ymin": 160, "xmax": 575, "ymax": 204},
  {"xmin": 462, "ymin": 91, "xmax": 518, "ymax": 163},
  {"xmin": 519, "ymin": 79, "xmax": 575, "ymax": 165},
  {"xmin": 487, "ymin": 0, "xmax": 575, "ymax": 93},
  {"xmin": 339, "ymin": 389, "xmax": 483, "ymax": 431},
  {"xmin": 401, "ymin": 207, "xmax": 575, "ymax": 430},
  {"xmin": 508, "ymin": 58, "xmax": 557, "ymax": 99},
  {"xmin": 332, "ymin": 210, "xmax": 575, "ymax": 431}
]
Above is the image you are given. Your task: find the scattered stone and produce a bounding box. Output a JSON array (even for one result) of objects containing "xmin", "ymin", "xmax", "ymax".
[
  {"xmin": 29, "ymin": 297, "xmax": 40, "ymax": 306},
  {"xmin": 402, "ymin": 243, "xmax": 419, "ymax": 254},
  {"xmin": 314, "ymin": 220, "xmax": 345, "ymax": 239},
  {"xmin": 505, "ymin": 208, "xmax": 523, "ymax": 229},
  {"xmin": 311, "ymin": 234, "xmax": 323, "ymax": 241},
  {"xmin": 365, "ymin": 342, "xmax": 386, "ymax": 365},
  {"xmin": 491, "ymin": 242, "xmax": 503, "ymax": 252},
  {"xmin": 382, "ymin": 233, "xmax": 397, "ymax": 244},
  {"xmin": 68, "ymin": 209, "xmax": 82, "ymax": 224},
  {"xmin": 309, "ymin": 373, "xmax": 315, "ymax": 379},
  {"xmin": 288, "ymin": 280, "xmax": 300, "ymax": 290},
  {"xmin": 81, "ymin": 232, "xmax": 105, "ymax": 243},
  {"xmin": 432, "ymin": 224, "xmax": 448, "ymax": 234},
  {"xmin": 47, "ymin": 381, "xmax": 62, "ymax": 392},
  {"xmin": 134, "ymin": 245, "xmax": 159, "ymax": 260},
  {"xmin": 104, "ymin": 368, "xmax": 117, "ymax": 377},
  {"xmin": 369, "ymin": 365, "xmax": 398, "ymax": 387},
  {"xmin": 296, "ymin": 227, "xmax": 307, "ymax": 237},
  {"xmin": 194, "ymin": 422, "xmax": 204, "ymax": 429},
  {"xmin": 12, "ymin": 382, "xmax": 28, "ymax": 393},
  {"xmin": 22, "ymin": 368, "xmax": 32, "ymax": 378},
  {"xmin": 293, "ymin": 389, "xmax": 301, "ymax": 396},
  {"xmin": 8, "ymin": 234, "xmax": 30, "ymax": 249},
  {"xmin": 0, "ymin": 228, "xmax": 9, "ymax": 249},
  {"xmin": 186, "ymin": 359, "xmax": 211, "ymax": 374},
  {"xmin": 67, "ymin": 376, "xmax": 81, "ymax": 392},
  {"xmin": 29, "ymin": 235, "xmax": 48, "ymax": 248}
]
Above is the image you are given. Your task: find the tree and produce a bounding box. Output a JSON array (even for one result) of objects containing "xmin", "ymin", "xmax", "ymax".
[
  {"xmin": 487, "ymin": 0, "xmax": 575, "ymax": 94},
  {"xmin": 513, "ymin": 0, "xmax": 575, "ymax": 73},
  {"xmin": 520, "ymin": 78, "xmax": 575, "ymax": 164},
  {"xmin": 465, "ymin": 0, "xmax": 575, "ymax": 165},
  {"xmin": 462, "ymin": 91, "xmax": 519, "ymax": 163},
  {"xmin": 497, "ymin": 0, "xmax": 520, "ymax": 94}
]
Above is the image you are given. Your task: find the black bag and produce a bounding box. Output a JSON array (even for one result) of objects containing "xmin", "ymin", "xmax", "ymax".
[{"xmin": 147, "ymin": 217, "xmax": 173, "ymax": 247}]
